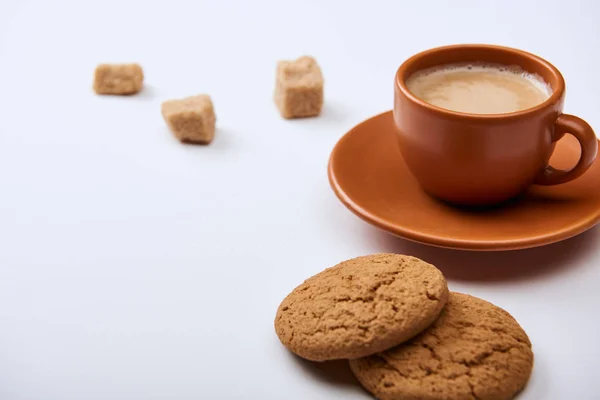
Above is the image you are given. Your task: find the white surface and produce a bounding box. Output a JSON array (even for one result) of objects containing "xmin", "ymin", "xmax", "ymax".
[{"xmin": 1, "ymin": 0, "xmax": 599, "ymax": 399}]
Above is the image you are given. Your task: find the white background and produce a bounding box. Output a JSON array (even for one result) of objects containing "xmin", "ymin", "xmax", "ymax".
[{"xmin": 1, "ymin": 0, "xmax": 599, "ymax": 399}]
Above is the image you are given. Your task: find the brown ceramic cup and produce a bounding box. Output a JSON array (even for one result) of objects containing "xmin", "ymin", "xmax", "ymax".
[{"xmin": 394, "ymin": 44, "xmax": 598, "ymax": 206}]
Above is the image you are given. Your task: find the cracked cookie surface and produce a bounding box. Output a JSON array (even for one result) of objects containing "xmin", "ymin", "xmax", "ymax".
[
  {"xmin": 349, "ymin": 292, "xmax": 534, "ymax": 400},
  {"xmin": 274, "ymin": 254, "xmax": 448, "ymax": 361}
]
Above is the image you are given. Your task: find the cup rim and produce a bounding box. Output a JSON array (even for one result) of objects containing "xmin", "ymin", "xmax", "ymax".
[{"xmin": 395, "ymin": 44, "xmax": 565, "ymax": 120}]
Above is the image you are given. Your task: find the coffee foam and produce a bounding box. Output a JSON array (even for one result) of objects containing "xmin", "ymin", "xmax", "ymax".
[
  {"xmin": 412, "ymin": 62, "xmax": 552, "ymax": 97},
  {"xmin": 406, "ymin": 62, "xmax": 552, "ymax": 114}
]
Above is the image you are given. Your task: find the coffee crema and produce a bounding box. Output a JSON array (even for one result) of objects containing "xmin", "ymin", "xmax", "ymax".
[{"xmin": 405, "ymin": 62, "xmax": 552, "ymax": 114}]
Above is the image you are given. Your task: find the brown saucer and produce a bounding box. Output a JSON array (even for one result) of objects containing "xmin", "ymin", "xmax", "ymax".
[{"xmin": 328, "ymin": 111, "xmax": 600, "ymax": 251}]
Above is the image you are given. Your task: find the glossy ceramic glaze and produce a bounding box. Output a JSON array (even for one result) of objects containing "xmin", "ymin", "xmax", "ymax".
[
  {"xmin": 394, "ymin": 44, "xmax": 598, "ymax": 206},
  {"xmin": 328, "ymin": 111, "xmax": 600, "ymax": 251}
]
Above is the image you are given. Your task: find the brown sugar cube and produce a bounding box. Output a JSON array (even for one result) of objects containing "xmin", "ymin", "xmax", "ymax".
[
  {"xmin": 93, "ymin": 63, "xmax": 144, "ymax": 95},
  {"xmin": 274, "ymin": 56, "xmax": 324, "ymax": 119},
  {"xmin": 161, "ymin": 95, "xmax": 216, "ymax": 144}
]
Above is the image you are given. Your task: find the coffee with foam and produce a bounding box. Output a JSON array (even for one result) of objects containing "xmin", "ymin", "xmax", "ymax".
[{"xmin": 405, "ymin": 62, "xmax": 552, "ymax": 114}]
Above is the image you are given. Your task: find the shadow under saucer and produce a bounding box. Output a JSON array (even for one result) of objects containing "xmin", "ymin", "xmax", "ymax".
[{"xmin": 363, "ymin": 224, "xmax": 599, "ymax": 283}]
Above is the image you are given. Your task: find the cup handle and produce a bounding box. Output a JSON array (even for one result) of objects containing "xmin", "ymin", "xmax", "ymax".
[{"xmin": 534, "ymin": 114, "xmax": 598, "ymax": 185}]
